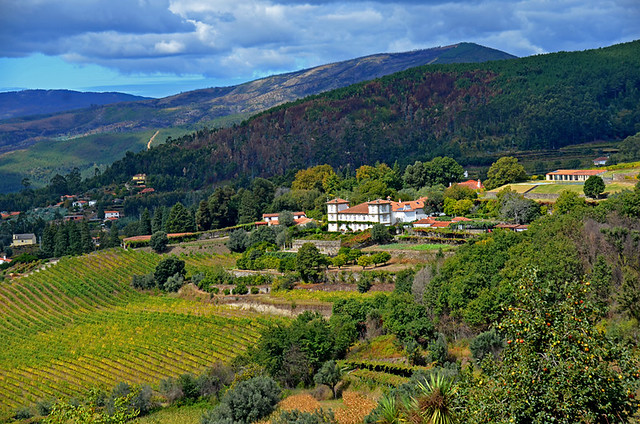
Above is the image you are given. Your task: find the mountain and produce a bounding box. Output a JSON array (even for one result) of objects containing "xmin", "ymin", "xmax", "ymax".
[
  {"xmin": 0, "ymin": 89, "xmax": 149, "ymax": 120},
  {"xmin": 0, "ymin": 43, "xmax": 515, "ymax": 156},
  {"xmin": 87, "ymin": 40, "xmax": 640, "ymax": 192}
]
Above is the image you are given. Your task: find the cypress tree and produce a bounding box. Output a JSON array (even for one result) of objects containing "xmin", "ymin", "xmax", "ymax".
[
  {"xmin": 54, "ymin": 223, "xmax": 69, "ymax": 257},
  {"xmin": 152, "ymin": 207, "xmax": 164, "ymax": 233},
  {"xmin": 166, "ymin": 203, "xmax": 194, "ymax": 233},
  {"xmin": 195, "ymin": 200, "xmax": 212, "ymax": 231},
  {"xmin": 41, "ymin": 224, "xmax": 57, "ymax": 257},
  {"xmin": 139, "ymin": 208, "xmax": 152, "ymax": 235},
  {"xmin": 80, "ymin": 221, "xmax": 93, "ymax": 253},
  {"xmin": 68, "ymin": 221, "xmax": 82, "ymax": 255}
]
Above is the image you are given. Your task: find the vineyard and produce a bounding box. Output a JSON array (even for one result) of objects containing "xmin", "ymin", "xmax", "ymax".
[{"xmin": 0, "ymin": 249, "xmax": 268, "ymax": 416}]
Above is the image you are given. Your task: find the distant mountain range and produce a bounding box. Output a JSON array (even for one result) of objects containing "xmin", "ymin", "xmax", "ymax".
[
  {"xmin": 0, "ymin": 90, "xmax": 149, "ymax": 120},
  {"xmin": 0, "ymin": 43, "xmax": 515, "ymax": 156}
]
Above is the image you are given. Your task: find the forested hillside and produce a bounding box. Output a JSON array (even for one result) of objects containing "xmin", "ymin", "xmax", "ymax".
[{"xmin": 88, "ymin": 40, "xmax": 640, "ymax": 192}]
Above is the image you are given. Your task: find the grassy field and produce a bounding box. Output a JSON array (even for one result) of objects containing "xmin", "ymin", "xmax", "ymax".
[
  {"xmin": 134, "ymin": 402, "xmax": 212, "ymax": 424},
  {"xmin": 0, "ymin": 249, "xmax": 268, "ymax": 417}
]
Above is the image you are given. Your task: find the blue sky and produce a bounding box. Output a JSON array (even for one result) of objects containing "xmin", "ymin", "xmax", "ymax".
[{"xmin": 1, "ymin": 0, "xmax": 639, "ymax": 98}]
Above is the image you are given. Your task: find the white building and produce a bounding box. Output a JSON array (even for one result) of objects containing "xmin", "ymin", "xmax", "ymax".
[
  {"xmin": 327, "ymin": 197, "xmax": 427, "ymax": 232},
  {"xmin": 104, "ymin": 211, "xmax": 121, "ymax": 220}
]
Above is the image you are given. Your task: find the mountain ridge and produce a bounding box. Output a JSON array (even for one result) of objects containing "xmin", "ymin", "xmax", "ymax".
[{"xmin": 0, "ymin": 43, "xmax": 515, "ymax": 155}]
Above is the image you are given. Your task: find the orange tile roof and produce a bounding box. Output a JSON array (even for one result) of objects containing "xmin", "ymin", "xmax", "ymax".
[
  {"xmin": 457, "ymin": 179, "xmax": 485, "ymax": 190},
  {"xmin": 327, "ymin": 198, "xmax": 350, "ymax": 204},
  {"xmin": 414, "ymin": 218, "xmax": 437, "ymax": 225},
  {"xmin": 338, "ymin": 202, "xmax": 370, "ymax": 214},
  {"xmin": 452, "ymin": 216, "xmax": 472, "ymax": 222},
  {"xmin": 367, "ymin": 199, "xmax": 391, "ymax": 205},
  {"xmin": 430, "ymin": 221, "xmax": 453, "ymax": 228},
  {"xmin": 391, "ymin": 197, "xmax": 427, "ymax": 212},
  {"xmin": 546, "ymin": 169, "xmax": 606, "ymax": 176}
]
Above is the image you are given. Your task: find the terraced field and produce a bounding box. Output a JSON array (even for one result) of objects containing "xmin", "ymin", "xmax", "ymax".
[{"xmin": 0, "ymin": 249, "xmax": 266, "ymax": 416}]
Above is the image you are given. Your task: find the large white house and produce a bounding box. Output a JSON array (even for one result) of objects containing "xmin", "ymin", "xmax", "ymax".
[{"xmin": 327, "ymin": 197, "xmax": 428, "ymax": 232}]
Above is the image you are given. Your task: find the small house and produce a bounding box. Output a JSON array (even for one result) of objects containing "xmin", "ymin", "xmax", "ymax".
[{"xmin": 11, "ymin": 233, "xmax": 37, "ymax": 247}]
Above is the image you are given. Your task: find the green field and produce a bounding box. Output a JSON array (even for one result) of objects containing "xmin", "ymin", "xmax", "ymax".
[{"xmin": 0, "ymin": 249, "xmax": 268, "ymax": 416}]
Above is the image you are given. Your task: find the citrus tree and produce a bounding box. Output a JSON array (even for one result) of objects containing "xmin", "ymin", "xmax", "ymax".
[{"xmin": 464, "ymin": 271, "xmax": 640, "ymax": 423}]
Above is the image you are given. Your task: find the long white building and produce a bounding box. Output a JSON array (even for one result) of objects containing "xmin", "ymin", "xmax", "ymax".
[{"xmin": 327, "ymin": 197, "xmax": 427, "ymax": 232}]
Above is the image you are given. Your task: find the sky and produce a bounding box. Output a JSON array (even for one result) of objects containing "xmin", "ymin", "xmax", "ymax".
[{"xmin": 1, "ymin": 0, "xmax": 639, "ymax": 99}]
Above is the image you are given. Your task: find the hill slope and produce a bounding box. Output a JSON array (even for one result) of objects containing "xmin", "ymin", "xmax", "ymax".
[
  {"xmin": 89, "ymin": 40, "xmax": 640, "ymax": 191},
  {"xmin": 0, "ymin": 89, "xmax": 149, "ymax": 120},
  {"xmin": 0, "ymin": 43, "xmax": 514, "ymax": 155},
  {"xmin": 0, "ymin": 249, "xmax": 266, "ymax": 415}
]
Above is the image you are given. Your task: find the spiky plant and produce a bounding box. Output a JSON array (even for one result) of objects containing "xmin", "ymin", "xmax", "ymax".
[
  {"xmin": 411, "ymin": 374, "xmax": 457, "ymax": 424},
  {"xmin": 375, "ymin": 394, "xmax": 403, "ymax": 424}
]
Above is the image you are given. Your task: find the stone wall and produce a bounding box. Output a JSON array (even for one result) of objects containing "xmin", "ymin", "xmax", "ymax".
[{"xmin": 291, "ymin": 239, "xmax": 341, "ymax": 256}]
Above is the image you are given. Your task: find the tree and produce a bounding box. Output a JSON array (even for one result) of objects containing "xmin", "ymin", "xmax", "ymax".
[
  {"xmin": 357, "ymin": 255, "xmax": 374, "ymax": 270},
  {"xmin": 139, "ymin": 208, "xmax": 152, "ymax": 235},
  {"xmin": 166, "ymin": 202, "xmax": 194, "ymax": 233},
  {"xmin": 554, "ymin": 190, "xmax": 586, "ymax": 215},
  {"xmin": 296, "ymin": 243, "xmax": 325, "ymax": 283},
  {"xmin": 80, "ymin": 221, "xmax": 93, "ymax": 253},
  {"xmin": 151, "ymin": 207, "xmax": 165, "ymax": 233},
  {"xmin": 292, "ymin": 165, "xmax": 336, "ymax": 191},
  {"xmin": 314, "ymin": 361, "xmax": 342, "ymax": 399},
  {"xmin": 463, "ymin": 271, "xmax": 640, "ymax": 423},
  {"xmin": 371, "ymin": 223, "xmax": 392, "ymax": 244},
  {"xmin": 154, "ymin": 256, "xmax": 186, "ymax": 288},
  {"xmin": 404, "ymin": 157, "xmax": 464, "ymax": 189},
  {"xmin": 228, "ymin": 229, "xmax": 250, "ymax": 253},
  {"xmin": 583, "ymin": 175, "xmax": 605, "ymax": 199},
  {"xmin": 195, "ymin": 200, "xmax": 213, "ymax": 231},
  {"xmin": 41, "ymin": 224, "xmax": 57, "ymax": 257},
  {"xmin": 498, "ymin": 191, "xmax": 540, "ymax": 224},
  {"xmin": 208, "ymin": 186, "xmax": 237, "ymax": 228},
  {"xmin": 149, "ymin": 231, "xmax": 168, "ymax": 253},
  {"xmin": 278, "ymin": 211, "xmax": 295, "ymax": 227},
  {"xmin": 238, "ymin": 189, "xmax": 260, "ymax": 224},
  {"xmin": 372, "ymin": 252, "xmax": 392, "ymax": 266},
  {"xmin": 485, "ymin": 156, "xmax": 527, "ymax": 190}
]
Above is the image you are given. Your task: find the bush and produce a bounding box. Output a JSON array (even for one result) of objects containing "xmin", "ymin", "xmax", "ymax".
[
  {"xmin": 154, "ymin": 256, "xmax": 186, "ymax": 287},
  {"xmin": 178, "ymin": 373, "xmax": 199, "ymax": 401},
  {"xmin": 202, "ymin": 376, "xmax": 281, "ymax": 424},
  {"xmin": 470, "ymin": 329, "xmax": 504, "ymax": 363},
  {"xmin": 164, "ymin": 273, "xmax": 185, "ymax": 292},
  {"xmin": 131, "ymin": 273, "xmax": 156, "ymax": 290},
  {"xmin": 232, "ymin": 282, "xmax": 249, "ymax": 295},
  {"xmin": 251, "ymin": 287, "xmax": 259, "ymax": 294},
  {"xmin": 371, "ymin": 224, "xmax": 391, "ymax": 244},
  {"xmin": 357, "ymin": 275, "xmax": 373, "ymax": 293},
  {"xmin": 13, "ymin": 407, "xmax": 33, "ymax": 420},
  {"xmin": 149, "ymin": 231, "xmax": 168, "ymax": 253},
  {"xmin": 36, "ymin": 398, "xmax": 54, "ymax": 416}
]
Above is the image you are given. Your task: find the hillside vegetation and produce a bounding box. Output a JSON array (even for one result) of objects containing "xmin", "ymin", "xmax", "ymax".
[
  {"xmin": 86, "ymin": 41, "xmax": 640, "ymax": 193},
  {"xmin": 0, "ymin": 249, "xmax": 266, "ymax": 416}
]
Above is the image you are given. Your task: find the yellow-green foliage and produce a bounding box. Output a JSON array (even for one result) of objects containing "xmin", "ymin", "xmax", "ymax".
[{"xmin": 0, "ymin": 249, "xmax": 266, "ymax": 416}]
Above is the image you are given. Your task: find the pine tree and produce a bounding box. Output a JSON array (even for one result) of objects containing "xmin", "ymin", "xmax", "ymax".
[
  {"xmin": 109, "ymin": 227, "xmax": 120, "ymax": 248},
  {"xmin": 80, "ymin": 221, "xmax": 93, "ymax": 253},
  {"xmin": 152, "ymin": 207, "xmax": 164, "ymax": 233},
  {"xmin": 54, "ymin": 224, "xmax": 69, "ymax": 257},
  {"xmin": 41, "ymin": 224, "xmax": 57, "ymax": 257},
  {"xmin": 139, "ymin": 208, "xmax": 152, "ymax": 235},
  {"xmin": 238, "ymin": 190, "xmax": 259, "ymax": 224},
  {"xmin": 67, "ymin": 221, "xmax": 82, "ymax": 255},
  {"xmin": 166, "ymin": 203, "xmax": 194, "ymax": 233},
  {"xmin": 195, "ymin": 200, "xmax": 213, "ymax": 231}
]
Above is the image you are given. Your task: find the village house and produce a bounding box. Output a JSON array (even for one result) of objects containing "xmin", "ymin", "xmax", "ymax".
[
  {"xmin": 327, "ymin": 198, "xmax": 428, "ymax": 232},
  {"xmin": 72, "ymin": 200, "xmax": 88, "ymax": 208},
  {"xmin": 593, "ymin": 157, "xmax": 609, "ymax": 166},
  {"xmin": 11, "ymin": 233, "xmax": 37, "ymax": 247},
  {"xmin": 256, "ymin": 212, "xmax": 310, "ymax": 226},
  {"xmin": 545, "ymin": 169, "xmax": 606, "ymax": 181},
  {"xmin": 456, "ymin": 179, "xmax": 485, "ymax": 190},
  {"xmin": 132, "ymin": 174, "xmax": 147, "ymax": 185},
  {"xmin": 104, "ymin": 211, "xmax": 121, "ymax": 220}
]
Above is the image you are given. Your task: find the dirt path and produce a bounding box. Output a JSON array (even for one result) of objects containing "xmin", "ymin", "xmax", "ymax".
[{"xmin": 147, "ymin": 130, "xmax": 160, "ymax": 149}]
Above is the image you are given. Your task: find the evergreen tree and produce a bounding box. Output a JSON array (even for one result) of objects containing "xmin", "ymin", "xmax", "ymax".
[
  {"xmin": 195, "ymin": 200, "xmax": 213, "ymax": 231},
  {"xmin": 208, "ymin": 186, "xmax": 237, "ymax": 229},
  {"xmin": 80, "ymin": 221, "xmax": 93, "ymax": 253},
  {"xmin": 67, "ymin": 221, "xmax": 82, "ymax": 255},
  {"xmin": 584, "ymin": 175, "xmax": 605, "ymax": 199},
  {"xmin": 238, "ymin": 190, "xmax": 259, "ymax": 224},
  {"xmin": 41, "ymin": 224, "xmax": 57, "ymax": 257},
  {"xmin": 54, "ymin": 224, "xmax": 68, "ymax": 257},
  {"xmin": 109, "ymin": 227, "xmax": 120, "ymax": 248},
  {"xmin": 166, "ymin": 202, "xmax": 194, "ymax": 233},
  {"xmin": 139, "ymin": 208, "xmax": 152, "ymax": 235},
  {"xmin": 152, "ymin": 207, "xmax": 164, "ymax": 233}
]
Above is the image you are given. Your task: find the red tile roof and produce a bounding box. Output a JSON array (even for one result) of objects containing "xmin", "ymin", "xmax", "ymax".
[
  {"xmin": 391, "ymin": 197, "xmax": 427, "ymax": 212},
  {"xmin": 414, "ymin": 217, "xmax": 437, "ymax": 225},
  {"xmin": 430, "ymin": 221, "xmax": 453, "ymax": 228},
  {"xmin": 327, "ymin": 198, "xmax": 350, "ymax": 204},
  {"xmin": 546, "ymin": 169, "xmax": 606, "ymax": 176},
  {"xmin": 452, "ymin": 216, "xmax": 472, "ymax": 222},
  {"xmin": 457, "ymin": 179, "xmax": 485, "ymax": 190},
  {"xmin": 339, "ymin": 202, "xmax": 370, "ymax": 214}
]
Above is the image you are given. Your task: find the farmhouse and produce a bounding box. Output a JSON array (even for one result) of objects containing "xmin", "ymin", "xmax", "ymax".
[
  {"xmin": 104, "ymin": 211, "xmax": 121, "ymax": 220},
  {"xmin": 327, "ymin": 197, "xmax": 427, "ymax": 232},
  {"xmin": 256, "ymin": 211, "xmax": 308, "ymax": 226},
  {"xmin": 456, "ymin": 179, "xmax": 485, "ymax": 190},
  {"xmin": 545, "ymin": 169, "xmax": 606, "ymax": 181},
  {"xmin": 11, "ymin": 233, "xmax": 37, "ymax": 247}
]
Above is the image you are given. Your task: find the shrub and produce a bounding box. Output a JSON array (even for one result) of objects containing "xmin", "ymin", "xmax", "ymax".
[
  {"xmin": 251, "ymin": 287, "xmax": 259, "ymax": 294},
  {"xmin": 232, "ymin": 282, "xmax": 249, "ymax": 295},
  {"xmin": 371, "ymin": 224, "xmax": 391, "ymax": 244},
  {"xmin": 228, "ymin": 229, "xmax": 250, "ymax": 253},
  {"xmin": 470, "ymin": 329, "xmax": 503, "ymax": 363},
  {"xmin": 149, "ymin": 231, "xmax": 168, "ymax": 253},
  {"xmin": 154, "ymin": 256, "xmax": 186, "ymax": 287},
  {"xmin": 272, "ymin": 409, "xmax": 336, "ymax": 424},
  {"xmin": 178, "ymin": 373, "xmax": 199, "ymax": 401},
  {"xmin": 131, "ymin": 273, "xmax": 156, "ymax": 290},
  {"xmin": 164, "ymin": 273, "xmax": 185, "ymax": 292},
  {"xmin": 36, "ymin": 398, "xmax": 54, "ymax": 416},
  {"xmin": 13, "ymin": 407, "xmax": 33, "ymax": 420},
  {"xmin": 202, "ymin": 376, "xmax": 281, "ymax": 424}
]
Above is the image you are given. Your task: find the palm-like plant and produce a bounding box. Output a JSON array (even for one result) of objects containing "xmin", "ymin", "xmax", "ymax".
[
  {"xmin": 410, "ymin": 374, "xmax": 457, "ymax": 424},
  {"xmin": 375, "ymin": 394, "xmax": 403, "ymax": 424}
]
